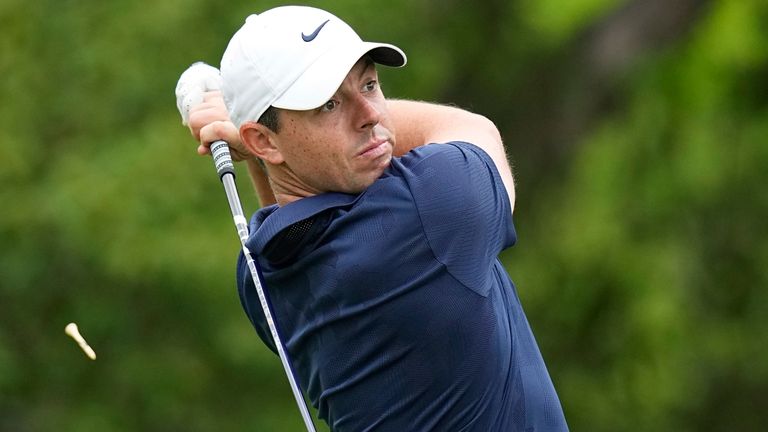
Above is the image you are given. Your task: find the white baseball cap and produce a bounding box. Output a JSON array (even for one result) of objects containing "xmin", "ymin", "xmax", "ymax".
[{"xmin": 220, "ymin": 6, "xmax": 407, "ymax": 127}]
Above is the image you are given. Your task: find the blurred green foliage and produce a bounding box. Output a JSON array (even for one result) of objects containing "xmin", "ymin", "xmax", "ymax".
[{"xmin": 1, "ymin": 0, "xmax": 766, "ymax": 430}]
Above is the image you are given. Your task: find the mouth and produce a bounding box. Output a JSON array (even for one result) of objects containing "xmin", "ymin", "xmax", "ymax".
[{"xmin": 357, "ymin": 138, "xmax": 391, "ymax": 160}]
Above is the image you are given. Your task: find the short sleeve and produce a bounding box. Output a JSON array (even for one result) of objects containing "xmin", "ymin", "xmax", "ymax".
[{"xmin": 397, "ymin": 142, "xmax": 516, "ymax": 296}]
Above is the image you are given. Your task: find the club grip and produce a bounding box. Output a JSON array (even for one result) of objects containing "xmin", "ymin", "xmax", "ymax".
[{"xmin": 210, "ymin": 140, "xmax": 235, "ymax": 180}]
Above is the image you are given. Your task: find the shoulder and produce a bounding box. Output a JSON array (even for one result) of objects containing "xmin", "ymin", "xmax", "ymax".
[
  {"xmin": 387, "ymin": 141, "xmax": 509, "ymax": 213},
  {"xmin": 386, "ymin": 142, "xmax": 517, "ymax": 291},
  {"xmin": 392, "ymin": 141, "xmax": 493, "ymax": 172}
]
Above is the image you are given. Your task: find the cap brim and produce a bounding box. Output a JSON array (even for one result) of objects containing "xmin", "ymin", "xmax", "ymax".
[{"xmin": 272, "ymin": 42, "xmax": 406, "ymax": 111}]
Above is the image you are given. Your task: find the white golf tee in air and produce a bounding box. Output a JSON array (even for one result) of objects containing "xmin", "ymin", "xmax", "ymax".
[{"xmin": 65, "ymin": 323, "xmax": 96, "ymax": 360}]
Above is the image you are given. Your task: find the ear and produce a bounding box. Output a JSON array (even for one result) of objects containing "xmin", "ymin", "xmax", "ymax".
[{"xmin": 240, "ymin": 122, "xmax": 284, "ymax": 165}]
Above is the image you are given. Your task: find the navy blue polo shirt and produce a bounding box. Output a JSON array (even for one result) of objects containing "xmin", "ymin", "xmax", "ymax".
[{"xmin": 237, "ymin": 142, "xmax": 568, "ymax": 431}]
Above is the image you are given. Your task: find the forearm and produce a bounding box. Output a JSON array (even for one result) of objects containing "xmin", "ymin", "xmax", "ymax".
[
  {"xmin": 388, "ymin": 99, "xmax": 498, "ymax": 154},
  {"xmin": 387, "ymin": 99, "xmax": 434, "ymax": 156},
  {"xmin": 387, "ymin": 99, "xmax": 516, "ymax": 212},
  {"xmin": 186, "ymin": 90, "xmax": 277, "ymax": 208}
]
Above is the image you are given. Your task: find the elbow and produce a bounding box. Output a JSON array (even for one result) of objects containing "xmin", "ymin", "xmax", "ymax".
[
  {"xmin": 467, "ymin": 112, "xmax": 503, "ymax": 147},
  {"xmin": 477, "ymin": 113, "xmax": 502, "ymax": 142}
]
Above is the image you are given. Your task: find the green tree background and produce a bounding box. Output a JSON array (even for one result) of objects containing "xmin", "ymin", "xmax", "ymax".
[{"xmin": 1, "ymin": 0, "xmax": 766, "ymax": 430}]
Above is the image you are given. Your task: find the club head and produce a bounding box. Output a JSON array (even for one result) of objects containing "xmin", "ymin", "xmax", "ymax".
[{"xmin": 175, "ymin": 62, "xmax": 222, "ymax": 125}]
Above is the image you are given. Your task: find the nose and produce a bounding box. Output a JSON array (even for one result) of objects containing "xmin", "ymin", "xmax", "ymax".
[{"xmin": 355, "ymin": 96, "xmax": 380, "ymax": 131}]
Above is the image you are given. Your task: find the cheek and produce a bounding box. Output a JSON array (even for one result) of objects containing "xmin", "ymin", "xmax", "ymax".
[
  {"xmin": 283, "ymin": 120, "xmax": 318, "ymax": 161},
  {"xmin": 284, "ymin": 122, "xmax": 342, "ymax": 172}
]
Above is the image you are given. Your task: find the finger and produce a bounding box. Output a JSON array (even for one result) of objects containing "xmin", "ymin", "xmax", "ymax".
[
  {"xmin": 189, "ymin": 102, "xmax": 231, "ymax": 128},
  {"xmin": 199, "ymin": 121, "xmax": 239, "ymax": 147},
  {"xmin": 189, "ymin": 101, "xmax": 225, "ymax": 119},
  {"xmin": 189, "ymin": 107, "xmax": 230, "ymax": 141},
  {"xmin": 202, "ymin": 90, "xmax": 224, "ymax": 103}
]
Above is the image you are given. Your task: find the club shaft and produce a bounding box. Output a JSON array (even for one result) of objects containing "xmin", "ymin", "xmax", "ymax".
[{"xmin": 212, "ymin": 141, "xmax": 316, "ymax": 432}]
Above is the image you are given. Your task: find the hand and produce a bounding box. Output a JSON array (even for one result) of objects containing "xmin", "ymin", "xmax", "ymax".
[{"xmin": 187, "ymin": 91, "xmax": 252, "ymax": 161}]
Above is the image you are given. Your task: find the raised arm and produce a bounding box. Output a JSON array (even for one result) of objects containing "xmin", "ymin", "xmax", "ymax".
[
  {"xmin": 188, "ymin": 91, "xmax": 277, "ymax": 207},
  {"xmin": 387, "ymin": 100, "xmax": 516, "ymax": 213},
  {"xmin": 187, "ymin": 95, "xmax": 514, "ymax": 212}
]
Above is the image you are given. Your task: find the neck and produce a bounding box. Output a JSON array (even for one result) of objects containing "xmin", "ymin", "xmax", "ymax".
[{"xmin": 266, "ymin": 168, "xmax": 321, "ymax": 207}]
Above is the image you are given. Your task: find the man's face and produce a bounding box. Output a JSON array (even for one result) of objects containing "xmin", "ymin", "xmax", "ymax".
[{"xmin": 271, "ymin": 57, "xmax": 396, "ymax": 195}]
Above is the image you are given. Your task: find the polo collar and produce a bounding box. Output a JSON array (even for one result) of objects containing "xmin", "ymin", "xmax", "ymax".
[{"xmin": 246, "ymin": 192, "xmax": 362, "ymax": 254}]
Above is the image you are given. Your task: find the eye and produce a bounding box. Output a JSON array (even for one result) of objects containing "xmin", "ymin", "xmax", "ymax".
[
  {"xmin": 363, "ymin": 80, "xmax": 378, "ymax": 92},
  {"xmin": 321, "ymin": 99, "xmax": 338, "ymax": 112}
]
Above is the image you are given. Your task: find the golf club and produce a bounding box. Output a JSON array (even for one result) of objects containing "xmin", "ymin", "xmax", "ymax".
[{"xmin": 175, "ymin": 62, "xmax": 317, "ymax": 432}]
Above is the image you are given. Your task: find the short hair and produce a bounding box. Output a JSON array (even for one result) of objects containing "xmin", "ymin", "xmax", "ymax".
[{"xmin": 258, "ymin": 106, "xmax": 281, "ymax": 133}]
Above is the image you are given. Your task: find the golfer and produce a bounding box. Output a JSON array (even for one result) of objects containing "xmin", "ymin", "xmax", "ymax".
[{"xmin": 187, "ymin": 6, "xmax": 568, "ymax": 431}]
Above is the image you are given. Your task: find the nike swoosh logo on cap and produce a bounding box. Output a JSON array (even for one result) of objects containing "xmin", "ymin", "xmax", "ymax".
[{"xmin": 302, "ymin": 19, "xmax": 330, "ymax": 42}]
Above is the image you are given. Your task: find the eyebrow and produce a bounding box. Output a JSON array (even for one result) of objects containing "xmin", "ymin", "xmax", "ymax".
[{"xmin": 358, "ymin": 56, "xmax": 375, "ymax": 79}]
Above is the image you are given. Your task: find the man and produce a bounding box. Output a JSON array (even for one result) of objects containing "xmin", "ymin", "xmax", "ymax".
[{"xmin": 186, "ymin": 5, "xmax": 568, "ymax": 431}]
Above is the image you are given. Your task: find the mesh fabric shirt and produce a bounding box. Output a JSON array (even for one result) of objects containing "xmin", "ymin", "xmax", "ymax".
[{"xmin": 237, "ymin": 142, "xmax": 568, "ymax": 431}]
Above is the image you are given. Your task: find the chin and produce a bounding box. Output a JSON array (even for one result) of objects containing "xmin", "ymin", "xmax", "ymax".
[
  {"xmin": 345, "ymin": 158, "xmax": 392, "ymax": 193},
  {"xmin": 350, "ymin": 171, "xmax": 388, "ymax": 194}
]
